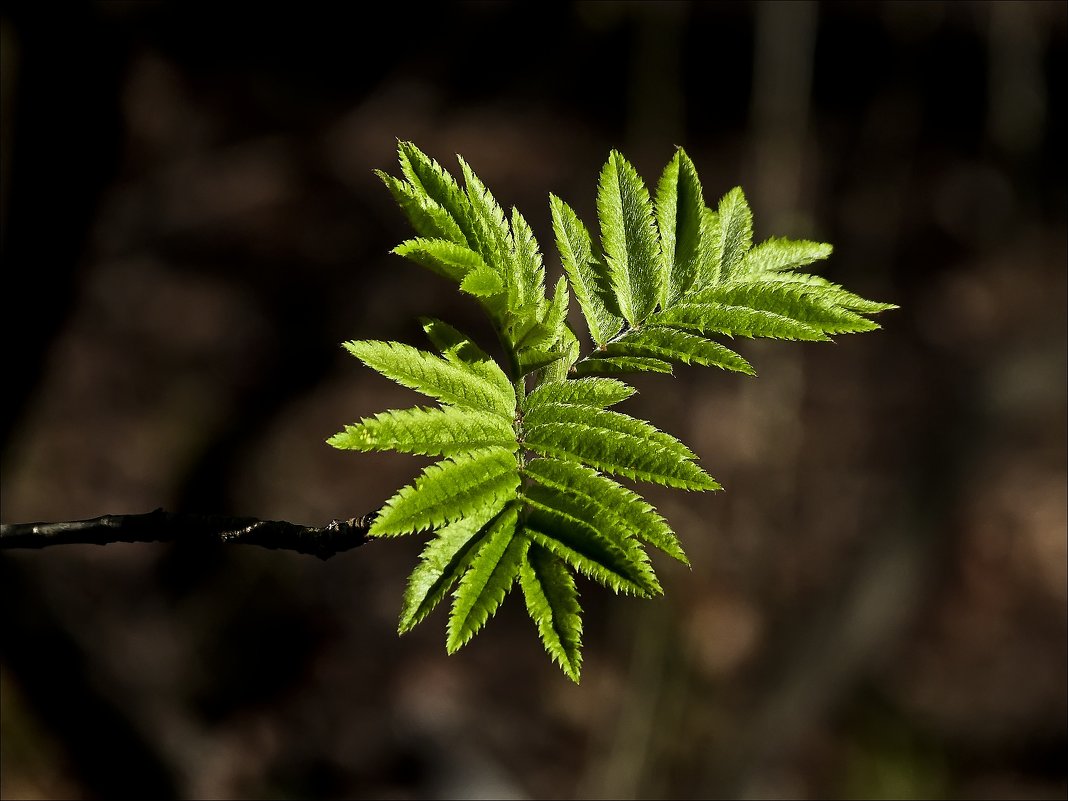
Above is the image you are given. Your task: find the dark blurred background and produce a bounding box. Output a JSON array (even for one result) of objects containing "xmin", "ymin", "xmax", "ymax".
[{"xmin": 1, "ymin": 2, "xmax": 1065, "ymax": 798}]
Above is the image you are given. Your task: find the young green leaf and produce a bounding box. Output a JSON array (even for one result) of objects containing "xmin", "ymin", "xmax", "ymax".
[
  {"xmin": 656, "ymin": 149, "xmax": 705, "ymax": 305},
  {"xmin": 327, "ymin": 406, "xmax": 516, "ymax": 457},
  {"xmin": 525, "ymin": 377, "xmax": 636, "ymax": 409},
  {"xmin": 757, "ymin": 273, "xmax": 899, "ymax": 314},
  {"xmin": 459, "ymin": 265, "xmax": 506, "ymax": 299},
  {"xmin": 459, "ymin": 156, "xmax": 518, "ymax": 303},
  {"xmin": 447, "ymin": 504, "xmax": 526, "ymax": 653},
  {"xmin": 522, "ymin": 485, "xmax": 660, "ymax": 597},
  {"xmin": 519, "ymin": 544, "xmax": 583, "ymax": 682},
  {"xmin": 399, "ymin": 503, "xmax": 505, "ymax": 633},
  {"xmin": 378, "ymin": 172, "xmax": 468, "ymax": 246},
  {"xmin": 523, "ymin": 458, "xmax": 689, "ymax": 564},
  {"xmin": 713, "ymin": 187, "xmax": 753, "ymax": 283},
  {"xmin": 687, "ymin": 282, "xmax": 880, "ymax": 335},
  {"xmin": 539, "ymin": 325, "xmax": 581, "ymax": 384},
  {"xmin": 349, "ymin": 142, "xmax": 895, "ymax": 681},
  {"xmin": 697, "ymin": 206, "xmax": 722, "ymax": 287},
  {"xmin": 650, "ymin": 302, "xmax": 829, "ymax": 341},
  {"xmin": 370, "ymin": 447, "xmax": 520, "ymax": 536},
  {"xmin": 523, "ymin": 421, "xmax": 719, "ymax": 490},
  {"xmin": 393, "ymin": 237, "xmax": 489, "ymax": 284},
  {"xmin": 344, "ymin": 340, "xmax": 515, "ymax": 418},
  {"xmin": 396, "ymin": 141, "xmax": 476, "ymax": 247},
  {"xmin": 550, "ymin": 194, "xmax": 622, "ymax": 346},
  {"xmin": 597, "ymin": 151, "xmax": 661, "ymax": 326},
  {"xmin": 573, "ymin": 355, "xmax": 674, "ymax": 376},
  {"xmin": 524, "ymin": 402, "xmax": 698, "ymax": 460},
  {"xmin": 741, "ymin": 237, "xmax": 833, "ymax": 276},
  {"xmin": 511, "ymin": 208, "xmax": 547, "ymax": 312},
  {"xmin": 603, "ymin": 327, "xmax": 755, "ymax": 374}
]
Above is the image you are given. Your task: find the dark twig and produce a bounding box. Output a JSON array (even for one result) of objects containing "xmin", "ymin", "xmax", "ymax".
[{"xmin": 0, "ymin": 509, "xmax": 375, "ymax": 560}]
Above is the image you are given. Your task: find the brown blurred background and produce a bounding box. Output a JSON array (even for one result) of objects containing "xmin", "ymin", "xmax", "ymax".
[{"xmin": 1, "ymin": 2, "xmax": 1065, "ymax": 799}]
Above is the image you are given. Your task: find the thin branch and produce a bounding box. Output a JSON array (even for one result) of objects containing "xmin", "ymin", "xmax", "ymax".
[{"xmin": 0, "ymin": 509, "xmax": 375, "ymax": 560}]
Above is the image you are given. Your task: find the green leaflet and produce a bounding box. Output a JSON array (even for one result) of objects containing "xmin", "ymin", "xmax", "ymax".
[
  {"xmin": 397, "ymin": 141, "xmax": 477, "ymax": 248},
  {"xmin": 523, "ymin": 458, "xmax": 689, "ymax": 564},
  {"xmin": 370, "ymin": 447, "xmax": 519, "ymax": 536},
  {"xmin": 523, "ymin": 485, "xmax": 660, "ymax": 597},
  {"xmin": 741, "ymin": 237, "xmax": 833, "ymax": 276},
  {"xmin": 525, "ymin": 377, "xmax": 635, "ymax": 409},
  {"xmin": 758, "ymin": 273, "xmax": 899, "ymax": 314},
  {"xmin": 399, "ymin": 503, "xmax": 505, "ymax": 633},
  {"xmin": 597, "ymin": 151, "xmax": 661, "ymax": 326},
  {"xmin": 511, "ymin": 208, "xmax": 547, "ymax": 312},
  {"xmin": 655, "ymin": 149, "xmax": 705, "ymax": 305},
  {"xmin": 524, "ymin": 483, "xmax": 661, "ymax": 595},
  {"xmin": 393, "ymin": 238, "xmax": 489, "ymax": 284},
  {"xmin": 460, "ymin": 265, "xmax": 505, "ymax": 299},
  {"xmin": 550, "ymin": 194, "xmax": 622, "ymax": 346},
  {"xmin": 519, "ymin": 544, "xmax": 582, "ymax": 682},
  {"xmin": 604, "ymin": 327, "xmax": 755, "ymax": 375},
  {"xmin": 336, "ymin": 141, "xmax": 894, "ymax": 681},
  {"xmin": 524, "ymin": 402, "xmax": 698, "ymax": 460},
  {"xmin": 540, "ymin": 325, "xmax": 580, "ymax": 384},
  {"xmin": 523, "ymin": 422, "xmax": 718, "ymax": 490},
  {"xmin": 697, "ymin": 207, "xmax": 722, "ymax": 287},
  {"xmin": 447, "ymin": 504, "xmax": 526, "ymax": 653},
  {"xmin": 459, "ymin": 157, "xmax": 518, "ymax": 304},
  {"xmin": 712, "ymin": 187, "xmax": 754, "ymax": 284},
  {"xmin": 344, "ymin": 339, "xmax": 514, "ymax": 418},
  {"xmin": 378, "ymin": 172, "xmax": 468, "ymax": 246},
  {"xmin": 651, "ymin": 302, "xmax": 829, "ymax": 341},
  {"xmin": 327, "ymin": 406, "xmax": 516, "ymax": 457},
  {"xmin": 573, "ymin": 355, "xmax": 673, "ymax": 376},
  {"xmin": 420, "ymin": 318, "xmax": 496, "ymax": 369},
  {"xmin": 687, "ymin": 282, "xmax": 880, "ymax": 335}
]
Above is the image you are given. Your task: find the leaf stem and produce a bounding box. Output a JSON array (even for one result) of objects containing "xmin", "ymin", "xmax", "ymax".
[{"xmin": 0, "ymin": 510, "xmax": 374, "ymax": 560}]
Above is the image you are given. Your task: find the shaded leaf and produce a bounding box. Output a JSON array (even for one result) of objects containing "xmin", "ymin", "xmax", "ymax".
[
  {"xmin": 519, "ymin": 544, "xmax": 582, "ymax": 682},
  {"xmin": 399, "ymin": 504, "xmax": 504, "ymax": 633},
  {"xmin": 524, "ymin": 457, "xmax": 689, "ymax": 564},
  {"xmin": 447, "ymin": 504, "xmax": 525, "ymax": 652},
  {"xmin": 605, "ymin": 327, "xmax": 755, "ymax": 374}
]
